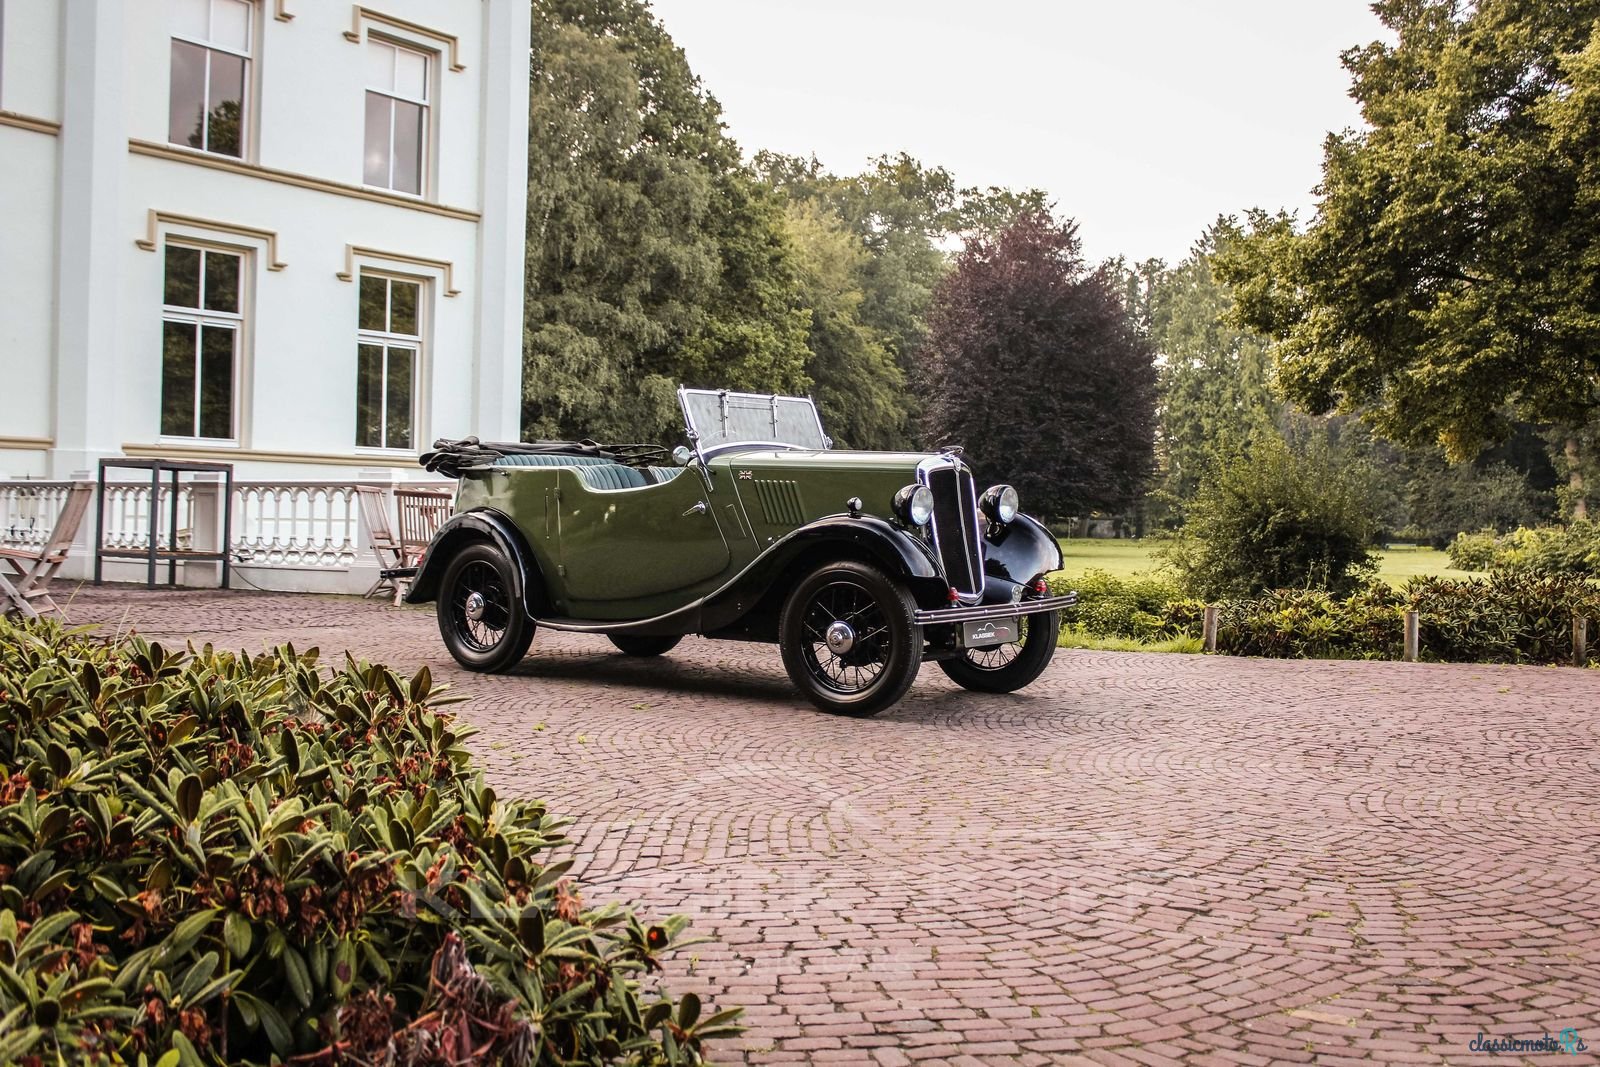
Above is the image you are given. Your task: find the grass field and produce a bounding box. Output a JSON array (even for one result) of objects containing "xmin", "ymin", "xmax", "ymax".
[{"xmin": 1054, "ymin": 538, "xmax": 1485, "ymax": 587}]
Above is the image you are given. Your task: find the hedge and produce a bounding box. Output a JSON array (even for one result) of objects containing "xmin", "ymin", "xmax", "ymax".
[
  {"xmin": 1052, "ymin": 570, "xmax": 1598, "ymax": 664},
  {"xmin": 0, "ymin": 617, "xmax": 736, "ymax": 1066}
]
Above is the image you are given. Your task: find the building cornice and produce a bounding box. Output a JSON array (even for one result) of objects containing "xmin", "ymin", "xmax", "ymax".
[
  {"xmin": 0, "ymin": 436, "xmax": 54, "ymax": 451},
  {"xmin": 128, "ymin": 140, "xmax": 481, "ymax": 222},
  {"xmin": 344, "ymin": 7, "xmax": 466, "ymax": 72},
  {"xmin": 0, "ymin": 111, "xmax": 61, "ymax": 136},
  {"xmin": 121, "ymin": 443, "xmax": 422, "ymax": 469},
  {"xmin": 338, "ymin": 245, "xmax": 461, "ymax": 296}
]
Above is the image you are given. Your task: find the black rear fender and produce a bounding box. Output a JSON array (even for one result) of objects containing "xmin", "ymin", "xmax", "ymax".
[{"xmin": 404, "ymin": 510, "xmax": 543, "ymax": 616}]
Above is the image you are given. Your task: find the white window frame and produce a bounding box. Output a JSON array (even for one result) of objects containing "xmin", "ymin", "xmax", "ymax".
[
  {"xmin": 355, "ymin": 272, "xmax": 425, "ymax": 452},
  {"xmin": 160, "ymin": 242, "xmax": 246, "ymax": 444},
  {"xmin": 363, "ymin": 37, "xmax": 431, "ymax": 196},
  {"xmin": 169, "ymin": 0, "xmax": 256, "ymax": 158}
]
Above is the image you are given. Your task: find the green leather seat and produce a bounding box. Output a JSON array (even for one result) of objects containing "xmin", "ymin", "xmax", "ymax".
[
  {"xmin": 493, "ymin": 454, "xmax": 612, "ymax": 468},
  {"xmin": 575, "ymin": 464, "xmax": 651, "ymax": 491}
]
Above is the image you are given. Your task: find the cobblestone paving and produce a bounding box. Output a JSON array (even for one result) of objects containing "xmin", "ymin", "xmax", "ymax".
[{"xmin": 62, "ymin": 586, "xmax": 1600, "ymax": 1065}]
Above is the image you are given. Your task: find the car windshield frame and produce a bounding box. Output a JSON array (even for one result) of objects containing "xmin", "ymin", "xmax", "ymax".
[{"xmin": 679, "ymin": 388, "xmax": 831, "ymax": 457}]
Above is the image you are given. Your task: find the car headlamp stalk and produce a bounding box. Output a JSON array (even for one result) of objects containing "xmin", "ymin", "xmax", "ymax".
[
  {"xmin": 980, "ymin": 484, "xmax": 1019, "ymax": 524},
  {"xmin": 893, "ymin": 484, "xmax": 935, "ymax": 526}
]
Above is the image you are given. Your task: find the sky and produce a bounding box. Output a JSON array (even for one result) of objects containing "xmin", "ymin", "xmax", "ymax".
[{"xmin": 645, "ymin": 0, "xmax": 1391, "ymax": 266}]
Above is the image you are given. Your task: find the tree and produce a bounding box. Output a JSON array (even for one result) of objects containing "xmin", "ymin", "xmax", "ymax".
[
  {"xmin": 523, "ymin": 0, "xmax": 809, "ymax": 442},
  {"xmin": 782, "ymin": 202, "xmax": 908, "ymax": 449},
  {"xmin": 920, "ymin": 211, "xmax": 1158, "ymax": 519},
  {"xmin": 1215, "ymin": 0, "xmax": 1600, "ymax": 518},
  {"xmin": 1139, "ymin": 227, "xmax": 1281, "ymax": 510}
]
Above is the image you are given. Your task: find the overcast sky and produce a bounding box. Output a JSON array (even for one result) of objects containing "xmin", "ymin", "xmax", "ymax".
[{"xmin": 645, "ymin": 0, "xmax": 1390, "ymax": 266}]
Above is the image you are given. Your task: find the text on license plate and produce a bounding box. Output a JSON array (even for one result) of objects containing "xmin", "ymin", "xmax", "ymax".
[{"xmin": 962, "ymin": 618, "xmax": 1019, "ymax": 647}]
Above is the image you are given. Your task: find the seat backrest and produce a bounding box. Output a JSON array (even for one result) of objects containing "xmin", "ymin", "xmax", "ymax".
[
  {"xmin": 646, "ymin": 466, "xmax": 687, "ymax": 484},
  {"xmin": 42, "ymin": 483, "xmax": 92, "ymax": 559},
  {"xmin": 354, "ymin": 485, "xmax": 398, "ymax": 548},
  {"xmin": 493, "ymin": 454, "xmax": 614, "ymax": 468},
  {"xmin": 574, "ymin": 464, "xmax": 652, "ymax": 491},
  {"xmin": 395, "ymin": 488, "xmax": 453, "ymax": 547}
]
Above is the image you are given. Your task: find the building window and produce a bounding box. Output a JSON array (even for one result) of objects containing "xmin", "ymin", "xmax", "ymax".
[
  {"xmin": 363, "ymin": 39, "xmax": 428, "ymax": 195},
  {"xmin": 161, "ymin": 245, "xmax": 242, "ymax": 440},
  {"xmin": 169, "ymin": 0, "xmax": 253, "ymax": 158},
  {"xmin": 356, "ymin": 274, "xmax": 421, "ymax": 449}
]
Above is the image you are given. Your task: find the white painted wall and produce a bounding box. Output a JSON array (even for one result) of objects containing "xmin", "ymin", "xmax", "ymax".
[{"xmin": 0, "ymin": 0, "xmax": 529, "ymax": 487}]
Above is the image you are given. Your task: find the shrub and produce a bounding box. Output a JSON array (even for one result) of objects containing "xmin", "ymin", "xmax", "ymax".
[
  {"xmin": 1445, "ymin": 522, "xmax": 1600, "ymax": 576},
  {"xmin": 1405, "ymin": 572, "xmax": 1600, "ymax": 663},
  {"xmin": 0, "ymin": 618, "xmax": 735, "ymax": 1066},
  {"xmin": 1203, "ymin": 585, "xmax": 1407, "ymax": 660},
  {"xmin": 1446, "ymin": 529, "xmax": 1500, "ymax": 571},
  {"xmin": 1157, "ymin": 435, "xmax": 1381, "ymax": 599},
  {"xmin": 1049, "ymin": 569, "xmax": 1182, "ymax": 640}
]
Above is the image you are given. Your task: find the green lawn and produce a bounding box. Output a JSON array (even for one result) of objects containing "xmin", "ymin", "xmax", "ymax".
[{"xmin": 1055, "ymin": 538, "xmax": 1484, "ymax": 587}]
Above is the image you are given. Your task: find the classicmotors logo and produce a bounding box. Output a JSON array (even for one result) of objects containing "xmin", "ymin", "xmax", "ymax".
[{"xmin": 1468, "ymin": 1028, "xmax": 1587, "ymax": 1056}]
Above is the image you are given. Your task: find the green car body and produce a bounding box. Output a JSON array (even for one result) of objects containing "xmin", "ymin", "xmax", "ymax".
[{"xmin": 407, "ymin": 389, "xmax": 1075, "ymax": 714}]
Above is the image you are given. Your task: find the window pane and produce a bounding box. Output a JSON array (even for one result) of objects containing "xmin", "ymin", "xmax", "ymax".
[
  {"xmin": 392, "ymin": 98, "xmax": 423, "ymax": 195},
  {"xmin": 164, "ymin": 246, "xmax": 202, "ymax": 308},
  {"xmin": 161, "ymin": 321, "xmax": 197, "ymax": 436},
  {"xmin": 358, "ymin": 275, "xmax": 386, "ymax": 331},
  {"xmin": 206, "ymin": 49, "xmax": 245, "ymax": 157},
  {"xmin": 394, "ymin": 47, "xmax": 427, "ymax": 101},
  {"xmin": 210, "ymin": 0, "xmax": 251, "ymax": 53},
  {"xmin": 171, "ymin": 0, "xmax": 208, "ymax": 42},
  {"xmin": 363, "ymin": 92, "xmax": 390, "ymax": 187},
  {"xmin": 389, "ymin": 280, "xmax": 418, "ymax": 335},
  {"xmin": 203, "ymin": 251, "xmax": 239, "ymax": 313},
  {"xmin": 356, "ymin": 344, "xmax": 385, "ymax": 448},
  {"xmin": 168, "ymin": 40, "xmax": 208, "ymax": 148},
  {"xmin": 385, "ymin": 347, "xmax": 414, "ymax": 450},
  {"xmin": 199, "ymin": 325, "xmax": 235, "ymax": 439},
  {"xmin": 365, "ymin": 39, "xmax": 394, "ymax": 91}
]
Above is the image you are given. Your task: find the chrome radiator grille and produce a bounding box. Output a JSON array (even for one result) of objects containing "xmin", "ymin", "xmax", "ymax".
[{"xmin": 924, "ymin": 463, "xmax": 983, "ymax": 599}]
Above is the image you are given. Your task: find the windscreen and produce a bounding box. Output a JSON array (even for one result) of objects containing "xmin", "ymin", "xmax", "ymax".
[{"xmin": 680, "ymin": 389, "xmax": 829, "ymax": 451}]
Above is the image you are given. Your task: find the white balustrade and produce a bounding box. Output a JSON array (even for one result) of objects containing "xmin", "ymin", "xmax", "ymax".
[
  {"xmin": 232, "ymin": 483, "xmax": 361, "ymax": 567},
  {"xmin": 0, "ymin": 481, "xmax": 75, "ymax": 551}
]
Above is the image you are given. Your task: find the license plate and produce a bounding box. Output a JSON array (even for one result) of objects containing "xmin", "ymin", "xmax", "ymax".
[{"xmin": 962, "ymin": 617, "xmax": 1019, "ymax": 648}]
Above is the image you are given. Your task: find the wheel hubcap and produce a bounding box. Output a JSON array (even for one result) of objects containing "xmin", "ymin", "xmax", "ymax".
[
  {"xmin": 824, "ymin": 620, "xmax": 856, "ymax": 655},
  {"xmin": 464, "ymin": 591, "xmax": 487, "ymax": 622}
]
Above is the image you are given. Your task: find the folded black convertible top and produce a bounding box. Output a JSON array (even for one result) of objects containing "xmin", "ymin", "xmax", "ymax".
[{"xmin": 419, "ymin": 437, "xmax": 667, "ymax": 479}]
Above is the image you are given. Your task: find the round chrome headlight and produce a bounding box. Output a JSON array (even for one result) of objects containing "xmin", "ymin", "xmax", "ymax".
[
  {"xmin": 893, "ymin": 484, "xmax": 934, "ymax": 526},
  {"xmin": 980, "ymin": 484, "xmax": 1019, "ymax": 524}
]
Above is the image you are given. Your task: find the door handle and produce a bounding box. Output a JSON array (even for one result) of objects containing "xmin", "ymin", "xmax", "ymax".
[{"xmin": 682, "ymin": 501, "xmax": 708, "ymax": 517}]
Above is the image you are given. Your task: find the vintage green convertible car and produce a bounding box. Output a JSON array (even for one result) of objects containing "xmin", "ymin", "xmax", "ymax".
[{"xmin": 405, "ymin": 388, "xmax": 1075, "ymax": 715}]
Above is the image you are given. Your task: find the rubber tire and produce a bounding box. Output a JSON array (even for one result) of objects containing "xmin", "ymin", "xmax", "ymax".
[
  {"xmin": 608, "ymin": 634, "xmax": 682, "ymax": 657},
  {"xmin": 937, "ymin": 610, "xmax": 1060, "ymax": 694},
  {"xmin": 435, "ymin": 541, "xmax": 535, "ymax": 673},
  {"xmin": 778, "ymin": 560, "xmax": 922, "ymax": 716}
]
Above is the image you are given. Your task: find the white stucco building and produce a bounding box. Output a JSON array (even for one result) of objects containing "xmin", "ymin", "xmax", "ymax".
[{"xmin": 0, "ymin": 0, "xmax": 531, "ymax": 483}]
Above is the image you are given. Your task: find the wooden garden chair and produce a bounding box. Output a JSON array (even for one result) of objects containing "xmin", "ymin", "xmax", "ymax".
[
  {"xmin": 1, "ymin": 482, "xmax": 93, "ymax": 619},
  {"xmin": 355, "ymin": 485, "xmax": 405, "ymax": 600},
  {"xmin": 393, "ymin": 487, "xmax": 454, "ymax": 605}
]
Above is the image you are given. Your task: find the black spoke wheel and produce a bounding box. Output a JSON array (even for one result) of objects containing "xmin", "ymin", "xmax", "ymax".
[
  {"xmin": 779, "ymin": 560, "xmax": 921, "ymax": 716},
  {"xmin": 436, "ymin": 542, "xmax": 534, "ymax": 672},
  {"xmin": 938, "ymin": 609, "xmax": 1060, "ymax": 694},
  {"xmin": 609, "ymin": 634, "xmax": 682, "ymax": 657}
]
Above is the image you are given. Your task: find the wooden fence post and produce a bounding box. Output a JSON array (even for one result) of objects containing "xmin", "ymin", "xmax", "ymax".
[
  {"xmin": 1575, "ymin": 616, "xmax": 1589, "ymax": 668},
  {"xmin": 1403, "ymin": 610, "xmax": 1420, "ymax": 663},
  {"xmin": 1202, "ymin": 605, "xmax": 1219, "ymax": 653}
]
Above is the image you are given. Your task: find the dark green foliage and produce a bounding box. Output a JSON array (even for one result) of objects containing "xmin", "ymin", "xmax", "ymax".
[
  {"xmin": 1405, "ymin": 573, "xmax": 1600, "ymax": 663},
  {"xmin": 0, "ymin": 619, "xmax": 735, "ymax": 1065},
  {"xmin": 1158, "ymin": 435, "xmax": 1380, "ymax": 599},
  {"xmin": 1446, "ymin": 521, "xmax": 1600, "ymax": 576},
  {"xmin": 1202, "ymin": 587, "xmax": 1407, "ymax": 660},
  {"xmin": 523, "ymin": 0, "xmax": 809, "ymax": 442},
  {"xmin": 1213, "ymin": 1, "xmax": 1600, "ymax": 471},
  {"xmin": 921, "ymin": 211, "xmax": 1158, "ymax": 519}
]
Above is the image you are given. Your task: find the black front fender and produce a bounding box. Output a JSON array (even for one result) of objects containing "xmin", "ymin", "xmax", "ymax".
[
  {"xmin": 404, "ymin": 509, "xmax": 541, "ymax": 614},
  {"xmin": 979, "ymin": 514, "xmax": 1063, "ymax": 600}
]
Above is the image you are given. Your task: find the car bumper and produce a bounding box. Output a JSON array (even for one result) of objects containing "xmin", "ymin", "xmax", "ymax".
[{"xmin": 913, "ymin": 592, "xmax": 1077, "ymax": 626}]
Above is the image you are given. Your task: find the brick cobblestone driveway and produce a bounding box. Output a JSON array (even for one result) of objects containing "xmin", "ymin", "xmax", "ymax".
[{"xmin": 61, "ymin": 585, "xmax": 1600, "ymax": 1066}]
